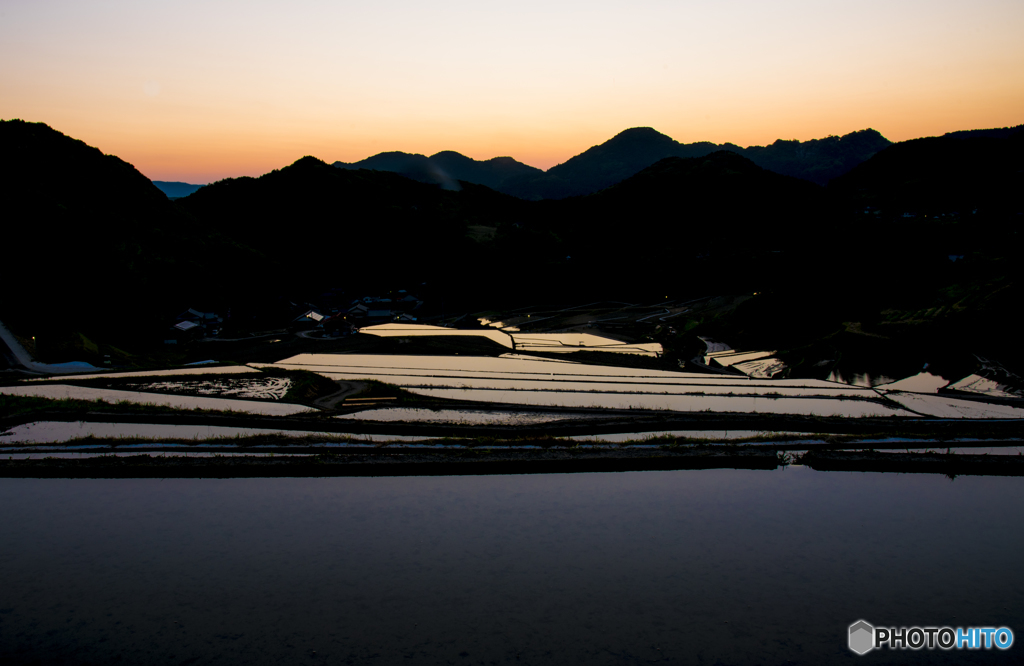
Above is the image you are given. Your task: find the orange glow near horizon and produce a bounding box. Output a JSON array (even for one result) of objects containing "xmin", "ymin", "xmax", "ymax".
[{"xmin": 3, "ymin": 0, "xmax": 1022, "ymax": 183}]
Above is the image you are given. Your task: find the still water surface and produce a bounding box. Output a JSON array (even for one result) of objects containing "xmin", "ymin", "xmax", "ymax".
[{"xmin": 1, "ymin": 469, "xmax": 1021, "ymax": 665}]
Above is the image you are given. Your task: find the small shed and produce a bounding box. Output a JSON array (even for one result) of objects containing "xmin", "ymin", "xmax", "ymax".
[
  {"xmin": 165, "ymin": 320, "xmax": 201, "ymax": 344},
  {"xmin": 293, "ymin": 309, "xmax": 325, "ymax": 323}
]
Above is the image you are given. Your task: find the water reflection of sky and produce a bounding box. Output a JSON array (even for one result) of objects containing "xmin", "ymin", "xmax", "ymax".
[
  {"xmin": 360, "ymin": 324, "xmax": 664, "ymax": 356},
  {"xmin": 1, "ymin": 470, "xmax": 1021, "ymax": 664}
]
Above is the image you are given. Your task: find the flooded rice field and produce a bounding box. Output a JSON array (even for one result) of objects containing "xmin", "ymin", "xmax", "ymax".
[
  {"xmin": 875, "ymin": 371, "xmax": 950, "ymax": 393},
  {"xmin": 360, "ymin": 323, "xmax": 514, "ymax": 348},
  {"xmin": 826, "ymin": 370, "xmax": 896, "ymax": 388},
  {"xmin": 509, "ymin": 333, "xmax": 662, "ymax": 356},
  {"xmin": 265, "ymin": 353, "xmax": 1022, "ymax": 419},
  {"xmin": 360, "ymin": 324, "xmax": 663, "ymax": 356},
  {"xmin": 831, "ymin": 368, "xmax": 1023, "ymax": 402},
  {"xmin": 949, "ymin": 374, "xmax": 1023, "ymax": 399},
  {"xmin": 26, "ymin": 365, "xmax": 260, "ymax": 382},
  {"xmin": 882, "ymin": 391, "xmax": 1024, "ymax": 419},
  {"xmin": 114, "ymin": 376, "xmax": 292, "ymax": 400},
  {"xmin": 704, "ymin": 349, "xmax": 775, "ymax": 366},
  {"xmin": 730, "ymin": 356, "xmax": 786, "ymax": 378},
  {"xmin": 267, "ymin": 353, "xmax": 864, "ymax": 389},
  {"xmin": 565, "ymin": 430, "xmax": 800, "ymax": 442},
  {"xmin": 2, "ymin": 469, "xmax": 1022, "ymax": 665},
  {"xmin": 700, "ymin": 342, "xmax": 785, "ymax": 378},
  {"xmin": 0, "ymin": 384, "xmax": 312, "ymax": 416}
]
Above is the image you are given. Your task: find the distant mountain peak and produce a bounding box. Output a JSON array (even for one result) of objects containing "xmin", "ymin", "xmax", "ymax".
[
  {"xmin": 291, "ymin": 155, "xmax": 328, "ymax": 169},
  {"xmin": 611, "ymin": 127, "xmax": 672, "ymax": 139},
  {"xmin": 333, "ymin": 147, "xmax": 544, "ymax": 194},
  {"xmin": 602, "ymin": 127, "xmax": 679, "ymax": 149},
  {"xmin": 853, "ymin": 128, "xmax": 885, "ymax": 138},
  {"xmin": 429, "ymin": 150, "xmax": 467, "ymax": 159}
]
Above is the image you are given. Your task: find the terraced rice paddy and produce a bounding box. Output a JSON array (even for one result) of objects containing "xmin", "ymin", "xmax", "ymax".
[
  {"xmin": 359, "ymin": 323, "xmax": 663, "ymax": 356},
  {"xmin": 256, "ymin": 355, "xmax": 831, "ymax": 416},
  {"xmin": 118, "ymin": 376, "xmax": 293, "ymax": 400},
  {"xmin": 0, "ymin": 385, "xmax": 312, "ymax": 416},
  {"xmin": 881, "ymin": 391, "xmax": 1024, "ymax": 419},
  {"xmin": 263, "ymin": 353, "xmax": 1024, "ymax": 419},
  {"xmin": 948, "ymin": 374, "xmax": 1022, "ymax": 399}
]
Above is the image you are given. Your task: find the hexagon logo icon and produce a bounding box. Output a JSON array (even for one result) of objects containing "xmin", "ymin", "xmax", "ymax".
[{"xmin": 849, "ymin": 620, "xmax": 874, "ymax": 655}]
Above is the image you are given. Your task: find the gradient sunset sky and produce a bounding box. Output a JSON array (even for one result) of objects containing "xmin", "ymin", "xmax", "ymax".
[{"xmin": 2, "ymin": 0, "xmax": 1022, "ymax": 183}]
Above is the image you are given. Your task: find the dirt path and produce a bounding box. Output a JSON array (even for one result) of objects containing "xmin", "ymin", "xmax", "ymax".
[{"xmin": 313, "ymin": 380, "xmax": 368, "ymax": 409}]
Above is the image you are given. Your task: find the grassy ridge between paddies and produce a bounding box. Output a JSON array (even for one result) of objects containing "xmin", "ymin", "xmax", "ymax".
[
  {"xmin": 4, "ymin": 448, "xmax": 1023, "ymax": 479},
  {"xmin": 0, "ymin": 394, "xmax": 284, "ymax": 422},
  {"xmin": 3, "ymin": 427, "xmax": 1021, "ymax": 450}
]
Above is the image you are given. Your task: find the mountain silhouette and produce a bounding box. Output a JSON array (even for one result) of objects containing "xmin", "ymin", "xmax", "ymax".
[
  {"xmin": 336, "ymin": 126, "xmax": 891, "ymax": 199},
  {"xmin": 153, "ymin": 181, "xmax": 205, "ymax": 198},
  {"xmin": 0, "ymin": 119, "xmax": 252, "ymax": 340},
  {"xmin": 543, "ymin": 126, "xmax": 891, "ymax": 193},
  {"xmin": 542, "ymin": 127, "xmax": 724, "ymax": 197},
  {"xmin": 829, "ymin": 125, "xmax": 1024, "ymax": 215},
  {"xmin": 940, "ymin": 124, "xmax": 1024, "ymax": 141},
  {"xmin": 5, "ymin": 119, "xmax": 1022, "ymax": 372},
  {"xmin": 741, "ymin": 129, "xmax": 892, "ymax": 185},
  {"xmin": 334, "ymin": 150, "xmax": 545, "ymax": 193},
  {"xmin": 180, "ymin": 155, "xmax": 530, "ymax": 296}
]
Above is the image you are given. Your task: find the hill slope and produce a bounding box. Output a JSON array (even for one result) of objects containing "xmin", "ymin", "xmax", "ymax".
[
  {"xmin": 536, "ymin": 151, "xmax": 828, "ymax": 296},
  {"xmin": 179, "ymin": 156, "xmax": 530, "ymax": 296},
  {"xmin": 0, "ymin": 119, "xmax": 249, "ymax": 344},
  {"xmin": 829, "ymin": 126, "xmax": 1024, "ymax": 216}
]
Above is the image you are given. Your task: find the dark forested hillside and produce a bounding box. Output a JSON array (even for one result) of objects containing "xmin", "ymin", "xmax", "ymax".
[
  {"xmin": 529, "ymin": 151, "xmax": 829, "ymax": 299},
  {"xmin": 0, "ymin": 119, "xmax": 255, "ymax": 341},
  {"xmin": 178, "ymin": 156, "xmax": 532, "ymax": 298},
  {"xmin": 4, "ymin": 120, "xmax": 1021, "ymax": 372},
  {"xmin": 829, "ymin": 127, "xmax": 1024, "ymax": 216},
  {"xmin": 940, "ymin": 124, "xmax": 1024, "ymax": 141}
]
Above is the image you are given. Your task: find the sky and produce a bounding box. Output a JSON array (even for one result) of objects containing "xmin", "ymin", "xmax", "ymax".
[{"xmin": 2, "ymin": 0, "xmax": 1022, "ymax": 183}]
